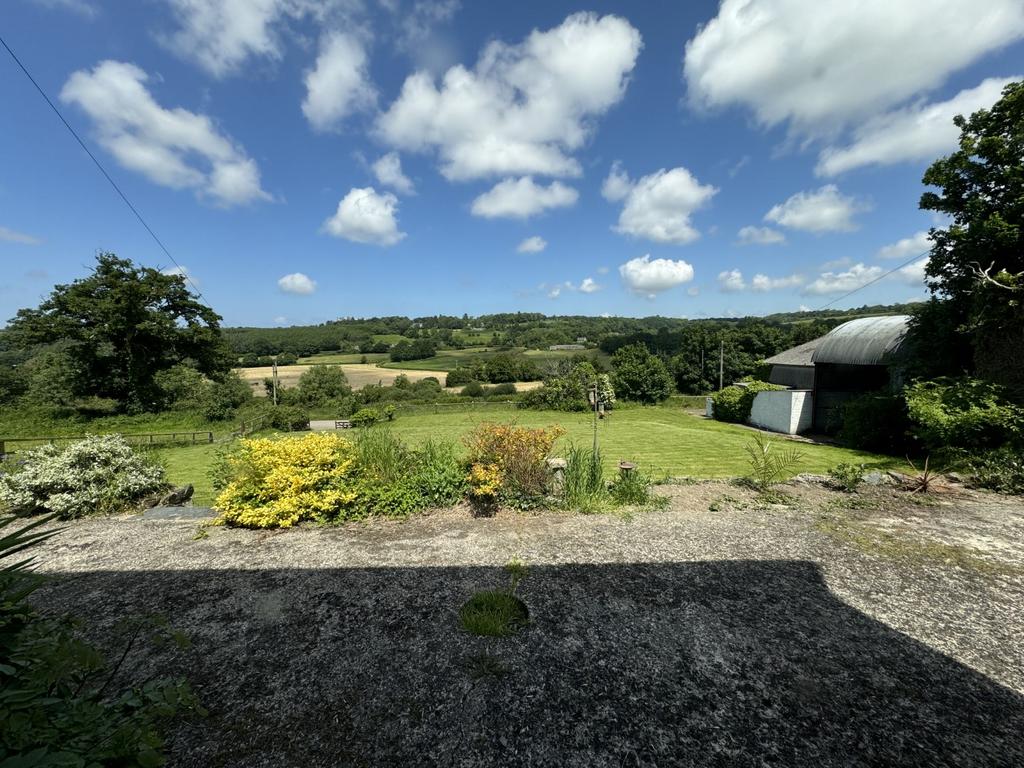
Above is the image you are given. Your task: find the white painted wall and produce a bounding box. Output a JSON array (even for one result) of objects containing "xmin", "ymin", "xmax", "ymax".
[{"xmin": 748, "ymin": 390, "xmax": 813, "ymax": 435}]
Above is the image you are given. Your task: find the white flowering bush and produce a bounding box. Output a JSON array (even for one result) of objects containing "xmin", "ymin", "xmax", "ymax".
[{"xmin": 0, "ymin": 435, "xmax": 167, "ymax": 519}]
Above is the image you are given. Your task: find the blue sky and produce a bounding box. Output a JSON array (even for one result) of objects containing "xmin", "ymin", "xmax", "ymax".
[{"xmin": 2, "ymin": 0, "xmax": 1022, "ymax": 326}]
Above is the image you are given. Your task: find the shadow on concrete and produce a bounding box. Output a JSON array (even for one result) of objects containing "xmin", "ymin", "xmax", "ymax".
[{"xmin": 38, "ymin": 561, "xmax": 1024, "ymax": 767}]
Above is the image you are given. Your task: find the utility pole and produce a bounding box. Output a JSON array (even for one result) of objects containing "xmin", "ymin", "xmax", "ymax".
[
  {"xmin": 719, "ymin": 340, "xmax": 724, "ymax": 391},
  {"xmin": 272, "ymin": 358, "xmax": 279, "ymax": 406},
  {"xmin": 590, "ymin": 379, "xmax": 599, "ymax": 455}
]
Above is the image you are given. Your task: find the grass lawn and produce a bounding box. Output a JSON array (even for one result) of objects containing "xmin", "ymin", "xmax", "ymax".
[
  {"xmin": 155, "ymin": 405, "xmax": 898, "ymax": 499},
  {"xmin": 152, "ymin": 442, "xmax": 223, "ymax": 506}
]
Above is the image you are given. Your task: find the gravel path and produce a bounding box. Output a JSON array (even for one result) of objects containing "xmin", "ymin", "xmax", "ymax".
[{"xmin": 32, "ymin": 482, "xmax": 1024, "ymax": 767}]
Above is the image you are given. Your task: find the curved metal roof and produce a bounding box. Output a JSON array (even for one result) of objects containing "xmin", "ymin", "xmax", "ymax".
[
  {"xmin": 810, "ymin": 315, "xmax": 911, "ymax": 366},
  {"xmin": 764, "ymin": 337, "xmax": 823, "ymax": 367}
]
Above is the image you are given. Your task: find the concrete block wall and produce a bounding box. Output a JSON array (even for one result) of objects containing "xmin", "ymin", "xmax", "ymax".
[{"xmin": 748, "ymin": 390, "xmax": 813, "ymax": 435}]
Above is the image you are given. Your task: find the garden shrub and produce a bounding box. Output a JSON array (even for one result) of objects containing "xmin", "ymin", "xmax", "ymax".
[
  {"xmin": 609, "ymin": 466, "xmax": 660, "ymax": 507},
  {"xmin": 0, "ymin": 435, "xmax": 167, "ymax": 519},
  {"xmin": 519, "ymin": 362, "xmax": 614, "ymax": 412},
  {"xmin": 711, "ymin": 380, "xmax": 784, "ymax": 424},
  {"xmin": 445, "ymin": 368, "xmax": 476, "ymax": 387},
  {"xmin": 488, "ymin": 382, "xmax": 517, "ymax": 397},
  {"xmin": 959, "ymin": 447, "xmax": 1024, "ymax": 495},
  {"xmin": 460, "ymin": 382, "xmax": 486, "ymax": 398},
  {"xmin": 904, "ymin": 376, "xmax": 1024, "ymax": 452},
  {"xmin": 215, "ymin": 433, "xmax": 358, "ymax": 527},
  {"xmin": 413, "ymin": 439, "xmax": 467, "ymax": 507},
  {"xmin": 0, "ymin": 515, "xmax": 205, "ymax": 766},
  {"xmin": 464, "ymin": 423, "xmax": 564, "ymax": 504},
  {"xmin": 350, "ymin": 407, "xmax": 382, "ymax": 427},
  {"xmin": 839, "ymin": 391, "xmax": 914, "ymax": 454},
  {"xmin": 827, "ymin": 462, "xmax": 865, "ymax": 492},
  {"xmin": 264, "ymin": 403, "xmax": 310, "ymax": 431}
]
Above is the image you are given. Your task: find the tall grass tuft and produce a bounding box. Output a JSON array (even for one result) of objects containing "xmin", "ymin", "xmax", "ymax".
[
  {"xmin": 563, "ymin": 445, "xmax": 605, "ymax": 512},
  {"xmin": 354, "ymin": 427, "xmax": 409, "ymax": 483}
]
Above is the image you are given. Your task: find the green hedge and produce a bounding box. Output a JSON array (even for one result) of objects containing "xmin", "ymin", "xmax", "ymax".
[{"xmin": 711, "ymin": 381, "xmax": 784, "ymax": 423}]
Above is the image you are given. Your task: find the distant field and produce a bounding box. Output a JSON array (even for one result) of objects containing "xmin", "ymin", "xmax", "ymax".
[
  {"xmin": 235, "ymin": 364, "xmax": 448, "ymax": 393},
  {"xmin": 297, "ymin": 352, "xmax": 389, "ymax": 365},
  {"xmin": 377, "ymin": 346, "xmax": 605, "ymax": 372}
]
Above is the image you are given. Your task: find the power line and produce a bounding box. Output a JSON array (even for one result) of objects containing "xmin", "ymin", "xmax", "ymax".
[
  {"xmin": 0, "ymin": 33, "xmax": 210, "ymax": 307},
  {"xmin": 814, "ymin": 249, "xmax": 930, "ymax": 312}
]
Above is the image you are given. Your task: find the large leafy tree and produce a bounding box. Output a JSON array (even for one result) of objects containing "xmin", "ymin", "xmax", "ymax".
[
  {"xmin": 916, "ymin": 80, "xmax": 1023, "ymax": 389},
  {"xmin": 7, "ymin": 253, "xmax": 229, "ymax": 411},
  {"xmin": 611, "ymin": 343, "xmax": 673, "ymax": 404}
]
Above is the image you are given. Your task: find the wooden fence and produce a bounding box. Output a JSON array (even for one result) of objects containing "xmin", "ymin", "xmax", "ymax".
[{"xmin": 0, "ymin": 431, "xmax": 214, "ymax": 459}]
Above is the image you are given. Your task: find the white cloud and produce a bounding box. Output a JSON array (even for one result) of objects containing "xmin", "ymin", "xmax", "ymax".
[
  {"xmin": 684, "ymin": 0, "xmax": 1024, "ymax": 133},
  {"xmin": 273, "ymin": 315, "xmax": 288, "ymax": 324},
  {"xmin": 764, "ymin": 185, "xmax": 868, "ymax": 233},
  {"xmin": 371, "ymin": 152, "xmax": 415, "ymax": 194},
  {"xmin": 160, "ymin": 265, "xmax": 199, "ymax": 287},
  {"xmin": 0, "ymin": 226, "xmax": 41, "ymax": 245},
  {"xmin": 302, "ymin": 32, "xmax": 377, "ymax": 131},
  {"xmin": 596, "ymin": 266, "xmax": 610, "ymax": 275},
  {"xmin": 802, "ymin": 263, "xmax": 885, "ymax": 295},
  {"xmin": 322, "ymin": 187, "xmax": 406, "ymax": 245},
  {"xmin": 470, "ymin": 177, "xmax": 577, "ymax": 219},
  {"xmin": 601, "ymin": 161, "xmax": 632, "ymax": 201},
  {"xmin": 736, "ymin": 225, "xmax": 785, "ymax": 245},
  {"xmin": 751, "ymin": 273, "xmax": 804, "ymax": 292},
  {"xmin": 547, "ymin": 286, "xmax": 561, "ymax": 299},
  {"xmin": 517, "ymin": 235, "xmax": 547, "ymax": 253},
  {"xmin": 817, "ymin": 77, "xmax": 1020, "ymax": 176},
  {"xmin": 610, "ymin": 165, "xmax": 717, "ymax": 244},
  {"xmin": 896, "ymin": 257, "xmax": 930, "ymax": 285},
  {"xmin": 578, "ymin": 277, "xmax": 600, "ymax": 293},
  {"xmin": 687, "ymin": 286, "xmax": 699, "ymax": 296},
  {"xmin": 161, "ymin": 0, "xmax": 293, "ymax": 78},
  {"xmin": 619, "ymin": 255, "xmax": 695, "ymax": 297},
  {"xmin": 718, "ymin": 269, "xmax": 745, "ymax": 292},
  {"xmin": 392, "ymin": 0, "xmax": 461, "ymax": 75},
  {"xmin": 60, "ymin": 60, "xmax": 271, "ymax": 206},
  {"xmin": 278, "ymin": 272, "xmax": 317, "ymax": 295},
  {"xmin": 377, "ymin": 12, "xmax": 642, "ymax": 181},
  {"xmin": 877, "ymin": 231, "xmax": 931, "ymax": 260}
]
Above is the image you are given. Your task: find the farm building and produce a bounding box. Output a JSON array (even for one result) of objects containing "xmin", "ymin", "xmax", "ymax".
[
  {"xmin": 752, "ymin": 315, "xmax": 912, "ymax": 434},
  {"xmin": 810, "ymin": 315, "xmax": 911, "ymax": 430},
  {"xmin": 763, "ymin": 338, "xmax": 819, "ymax": 389}
]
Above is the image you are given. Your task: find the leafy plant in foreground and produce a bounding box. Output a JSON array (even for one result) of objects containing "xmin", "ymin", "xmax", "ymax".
[
  {"xmin": 0, "ymin": 514, "xmax": 204, "ymax": 766},
  {"xmin": 562, "ymin": 445, "xmax": 605, "ymax": 512},
  {"xmin": 744, "ymin": 432, "xmax": 804, "ymax": 492},
  {"xmin": 827, "ymin": 463, "xmax": 865, "ymax": 493},
  {"xmin": 459, "ymin": 558, "xmax": 530, "ymax": 638}
]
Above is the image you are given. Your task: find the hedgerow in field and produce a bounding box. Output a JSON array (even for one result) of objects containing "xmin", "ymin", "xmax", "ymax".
[{"xmin": 0, "ymin": 435, "xmax": 167, "ymax": 519}]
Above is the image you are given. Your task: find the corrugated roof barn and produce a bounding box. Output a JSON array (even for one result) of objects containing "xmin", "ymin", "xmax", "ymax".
[{"xmin": 811, "ymin": 315, "xmax": 911, "ymax": 366}]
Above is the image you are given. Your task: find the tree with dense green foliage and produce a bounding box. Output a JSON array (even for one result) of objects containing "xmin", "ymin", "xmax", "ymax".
[
  {"xmin": 914, "ymin": 80, "xmax": 1024, "ymax": 391},
  {"xmin": 6, "ymin": 254, "xmax": 229, "ymax": 411},
  {"xmin": 389, "ymin": 338, "xmax": 437, "ymax": 362},
  {"xmin": 295, "ymin": 365, "xmax": 351, "ymax": 406},
  {"xmin": 611, "ymin": 344, "xmax": 673, "ymax": 404}
]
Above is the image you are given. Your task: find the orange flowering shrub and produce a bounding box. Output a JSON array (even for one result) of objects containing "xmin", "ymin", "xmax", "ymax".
[{"xmin": 464, "ymin": 423, "xmax": 565, "ymax": 501}]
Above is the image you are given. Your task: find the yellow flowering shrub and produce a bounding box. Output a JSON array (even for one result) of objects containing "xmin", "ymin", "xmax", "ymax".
[
  {"xmin": 215, "ymin": 433, "xmax": 358, "ymax": 528},
  {"xmin": 467, "ymin": 462, "xmax": 503, "ymax": 499},
  {"xmin": 464, "ymin": 423, "xmax": 565, "ymax": 501}
]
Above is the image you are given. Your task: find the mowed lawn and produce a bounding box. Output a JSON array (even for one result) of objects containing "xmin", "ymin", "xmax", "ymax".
[{"xmin": 158, "ymin": 406, "xmax": 897, "ymax": 505}]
